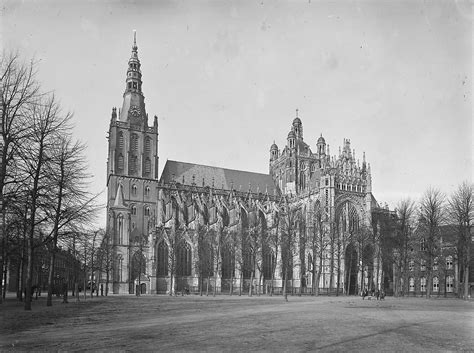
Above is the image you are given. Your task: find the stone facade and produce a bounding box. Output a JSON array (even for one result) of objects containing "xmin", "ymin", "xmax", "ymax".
[{"xmin": 106, "ymin": 35, "xmax": 386, "ymax": 295}]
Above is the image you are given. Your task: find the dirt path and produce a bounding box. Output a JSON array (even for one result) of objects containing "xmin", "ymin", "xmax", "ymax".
[{"xmin": 1, "ymin": 295, "xmax": 473, "ymax": 351}]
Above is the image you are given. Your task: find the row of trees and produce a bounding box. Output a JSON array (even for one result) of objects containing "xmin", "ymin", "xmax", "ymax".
[
  {"xmin": 1, "ymin": 51, "xmax": 100, "ymax": 310},
  {"xmin": 390, "ymin": 183, "xmax": 473, "ymax": 300}
]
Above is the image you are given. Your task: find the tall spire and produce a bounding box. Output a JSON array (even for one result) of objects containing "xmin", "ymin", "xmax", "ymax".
[{"xmin": 119, "ymin": 30, "xmax": 147, "ymax": 124}]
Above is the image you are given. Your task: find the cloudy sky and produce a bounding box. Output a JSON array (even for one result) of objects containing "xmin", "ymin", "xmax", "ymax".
[{"xmin": 2, "ymin": 0, "xmax": 472, "ymax": 225}]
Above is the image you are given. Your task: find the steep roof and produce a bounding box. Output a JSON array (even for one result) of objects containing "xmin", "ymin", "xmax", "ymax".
[{"xmin": 160, "ymin": 160, "xmax": 279, "ymax": 195}]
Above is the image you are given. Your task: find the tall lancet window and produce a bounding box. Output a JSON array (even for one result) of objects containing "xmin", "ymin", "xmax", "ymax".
[
  {"xmin": 145, "ymin": 158, "xmax": 151, "ymax": 175},
  {"xmin": 117, "ymin": 154, "xmax": 124, "ymax": 171},
  {"xmin": 145, "ymin": 137, "xmax": 151, "ymax": 154},
  {"xmin": 117, "ymin": 214, "xmax": 124, "ymax": 244},
  {"xmin": 118, "ymin": 132, "xmax": 124, "ymax": 150}
]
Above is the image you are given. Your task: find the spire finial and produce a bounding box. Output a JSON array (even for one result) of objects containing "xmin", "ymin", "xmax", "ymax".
[
  {"xmin": 132, "ymin": 30, "xmax": 137, "ymax": 50},
  {"xmin": 296, "ymin": 108, "xmax": 298, "ymax": 118}
]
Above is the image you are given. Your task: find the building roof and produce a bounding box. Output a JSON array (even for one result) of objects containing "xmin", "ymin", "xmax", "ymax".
[{"xmin": 160, "ymin": 160, "xmax": 280, "ymax": 195}]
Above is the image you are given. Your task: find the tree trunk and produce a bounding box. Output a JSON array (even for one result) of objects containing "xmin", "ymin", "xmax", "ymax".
[
  {"xmin": 283, "ymin": 267, "xmax": 288, "ymax": 302},
  {"xmin": 239, "ymin": 272, "xmax": 242, "ymax": 296},
  {"xmin": 24, "ymin": 236, "xmax": 33, "ymax": 310},
  {"xmin": 248, "ymin": 271, "xmax": 253, "ymax": 297},
  {"xmin": 46, "ymin": 249, "xmax": 56, "ymax": 306},
  {"xmin": 464, "ymin": 264, "xmax": 469, "ymax": 300}
]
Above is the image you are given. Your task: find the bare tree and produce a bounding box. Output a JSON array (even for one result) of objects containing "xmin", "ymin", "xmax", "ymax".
[
  {"xmin": 307, "ymin": 203, "xmax": 327, "ymax": 296},
  {"xmin": 0, "ymin": 51, "xmax": 40, "ymax": 304},
  {"xmin": 418, "ymin": 187, "xmax": 446, "ymax": 298},
  {"xmin": 18, "ymin": 94, "xmax": 72, "ymax": 310},
  {"xmin": 448, "ymin": 182, "xmax": 473, "ymax": 300},
  {"xmin": 44, "ymin": 135, "xmax": 99, "ymax": 306},
  {"xmin": 393, "ymin": 199, "xmax": 416, "ymax": 297},
  {"xmin": 280, "ymin": 199, "xmax": 299, "ymax": 301}
]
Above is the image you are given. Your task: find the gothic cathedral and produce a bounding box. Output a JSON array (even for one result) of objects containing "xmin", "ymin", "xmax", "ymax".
[{"xmin": 106, "ymin": 35, "xmax": 388, "ymax": 296}]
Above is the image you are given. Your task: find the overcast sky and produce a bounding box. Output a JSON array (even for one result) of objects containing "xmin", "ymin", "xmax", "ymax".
[{"xmin": 2, "ymin": 0, "xmax": 472, "ymax": 226}]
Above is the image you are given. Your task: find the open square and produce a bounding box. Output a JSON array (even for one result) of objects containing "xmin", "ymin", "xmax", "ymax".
[{"xmin": 1, "ymin": 295, "xmax": 473, "ymax": 352}]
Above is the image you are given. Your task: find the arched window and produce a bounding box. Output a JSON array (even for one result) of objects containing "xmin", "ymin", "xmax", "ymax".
[
  {"xmin": 117, "ymin": 154, "xmax": 124, "ymax": 171},
  {"xmin": 409, "ymin": 260, "xmax": 414, "ymax": 272},
  {"xmin": 446, "ymin": 275, "xmax": 454, "ymax": 292},
  {"xmin": 420, "ymin": 259, "xmax": 426, "ymax": 272},
  {"xmin": 157, "ymin": 241, "xmax": 168, "ymax": 276},
  {"xmin": 132, "ymin": 184, "xmax": 137, "ymax": 196},
  {"xmin": 118, "ymin": 132, "xmax": 124, "ymax": 149},
  {"xmin": 176, "ymin": 242, "xmax": 192, "ymax": 276},
  {"xmin": 221, "ymin": 244, "xmax": 235, "ymax": 279},
  {"xmin": 446, "ymin": 256, "xmax": 453, "ymax": 270},
  {"xmin": 433, "ymin": 277, "xmax": 439, "ymax": 292},
  {"xmin": 433, "ymin": 258, "xmax": 439, "ymax": 271},
  {"xmin": 145, "ymin": 158, "xmax": 151, "ymax": 174},
  {"xmin": 129, "ymin": 155, "xmax": 138, "ymax": 173},
  {"xmin": 130, "ymin": 134, "xmax": 138, "ymax": 152},
  {"xmin": 420, "ymin": 277, "xmax": 426, "ymax": 292},
  {"xmin": 409, "ymin": 277, "xmax": 415, "ymax": 292},
  {"xmin": 145, "ymin": 206, "xmax": 150, "ymax": 216},
  {"xmin": 263, "ymin": 248, "xmax": 275, "ymax": 279},
  {"xmin": 145, "ymin": 137, "xmax": 151, "ymax": 154},
  {"xmin": 145, "ymin": 186, "xmax": 150, "ymax": 197},
  {"xmin": 118, "ymin": 255, "xmax": 123, "ymax": 282},
  {"xmin": 117, "ymin": 214, "xmax": 124, "ymax": 244},
  {"xmin": 131, "ymin": 205, "xmax": 137, "ymax": 215}
]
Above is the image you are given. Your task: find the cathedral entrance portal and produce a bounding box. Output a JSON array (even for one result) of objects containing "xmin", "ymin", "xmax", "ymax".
[{"xmin": 131, "ymin": 251, "xmax": 146, "ymax": 294}]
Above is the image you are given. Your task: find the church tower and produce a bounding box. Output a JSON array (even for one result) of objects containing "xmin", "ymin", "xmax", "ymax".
[{"xmin": 106, "ymin": 32, "xmax": 159, "ymax": 294}]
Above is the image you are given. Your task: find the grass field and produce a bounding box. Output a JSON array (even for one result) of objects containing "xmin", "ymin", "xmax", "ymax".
[{"xmin": 1, "ymin": 294, "xmax": 473, "ymax": 352}]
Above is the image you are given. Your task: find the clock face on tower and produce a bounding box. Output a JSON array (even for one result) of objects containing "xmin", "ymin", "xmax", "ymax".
[{"xmin": 129, "ymin": 105, "xmax": 141, "ymax": 117}]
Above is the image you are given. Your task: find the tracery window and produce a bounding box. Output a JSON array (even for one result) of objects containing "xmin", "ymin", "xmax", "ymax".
[
  {"xmin": 145, "ymin": 206, "xmax": 150, "ymax": 216},
  {"xmin": 263, "ymin": 249, "xmax": 275, "ymax": 279},
  {"xmin": 221, "ymin": 245, "xmax": 235, "ymax": 279},
  {"xmin": 131, "ymin": 205, "xmax": 137, "ymax": 215},
  {"xmin": 157, "ymin": 241, "xmax": 168, "ymax": 276},
  {"xmin": 409, "ymin": 260, "xmax": 414, "ymax": 272},
  {"xmin": 176, "ymin": 242, "xmax": 192, "ymax": 276},
  {"xmin": 132, "ymin": 184, "xmax": 137, "ymax": 196},
  {"xmin": 145, "ymin": 186, "xmax": 150, "ymax": 197}
]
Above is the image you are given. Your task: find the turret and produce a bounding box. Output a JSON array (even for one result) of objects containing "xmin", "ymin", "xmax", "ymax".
[
  {"xmin": 292, "ymin": 109, "xmax": 303, "ymax": 140},
  {"xmin": 287, "ymin": 129, "xmax": 296, "ymax": 149},
  {"xmin": 270, "ymin": 141, "xmax": 279, "ymax": 161},
  {"xmin": 317, "ymin": 134, "xmax": 326, "ymax": 156}
]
